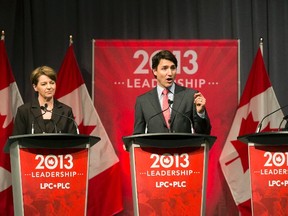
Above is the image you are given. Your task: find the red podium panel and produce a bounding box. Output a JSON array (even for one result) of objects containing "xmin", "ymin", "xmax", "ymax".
[
  {"xmin": 123, "ymin": 133, "xmax": 216, "ymax": 216},
  {"xmin": 4, "ymin": 133, "xmax": 100, "ymax": 216},
  {"xmin": 238, "ymin": 132, "xmax": 288, "ymax": 215}
]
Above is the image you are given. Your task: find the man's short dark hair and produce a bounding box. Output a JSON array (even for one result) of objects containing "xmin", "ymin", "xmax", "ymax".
[{"xmin": 151, "ymin": 50, "xmax": 178, "ymax": 70}]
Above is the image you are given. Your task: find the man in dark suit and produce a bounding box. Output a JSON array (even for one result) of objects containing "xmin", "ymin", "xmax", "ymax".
[{"xmin": 133, "ymin": 50, "xmax": 211, "ymax": 134}]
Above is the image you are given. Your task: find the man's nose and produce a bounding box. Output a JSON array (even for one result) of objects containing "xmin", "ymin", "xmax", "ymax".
[{"xmin": 167, "ymin": 68, "xmax": 173, "ymax": 75}]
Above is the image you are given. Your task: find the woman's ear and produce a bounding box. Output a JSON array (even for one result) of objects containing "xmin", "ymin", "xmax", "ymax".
[{"xmin": 32, "ymin": 84, "xmax": 37, "ymax": 92}]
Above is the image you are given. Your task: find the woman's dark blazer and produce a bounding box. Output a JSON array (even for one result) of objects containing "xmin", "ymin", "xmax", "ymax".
[{"xmin": 12, "ymin": 99, "xmax": 77, "ymax": 135}]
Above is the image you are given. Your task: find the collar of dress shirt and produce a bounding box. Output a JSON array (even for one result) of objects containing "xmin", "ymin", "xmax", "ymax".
[{"xmin": 157, "ymin": 83, "xmax": 175, "ymax": 101}]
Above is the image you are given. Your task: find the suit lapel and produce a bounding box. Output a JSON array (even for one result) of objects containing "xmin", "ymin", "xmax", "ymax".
[
  {"xmin": 148, "ymin": 88, "xmax": 166, "ymax": 124},
  {"xmin": 30, "ymin": 100, "xmax": 47, "ymax": 133},
  {"xmin": 51, "ymin": 100, "xmax": 63, "ymax": 128}
]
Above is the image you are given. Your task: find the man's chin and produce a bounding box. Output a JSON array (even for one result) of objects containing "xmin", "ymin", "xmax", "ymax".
[{"xmin": 165, "ymin": 82, "xmax": 173, "ymax": 87}]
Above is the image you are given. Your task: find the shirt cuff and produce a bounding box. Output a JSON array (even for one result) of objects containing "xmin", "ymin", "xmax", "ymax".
[{"xmin": 197, "ymin": 111, "xmax": 206, "ymax": 119}]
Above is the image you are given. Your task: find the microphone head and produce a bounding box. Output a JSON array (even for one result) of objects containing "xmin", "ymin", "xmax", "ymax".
[
  {"xmin": 40, "ymin": 103, "xmax": 48, "ymax": 111},
  {"xmin": 168, "ymin": 99, "xmax": 173, "ymax": 105}
]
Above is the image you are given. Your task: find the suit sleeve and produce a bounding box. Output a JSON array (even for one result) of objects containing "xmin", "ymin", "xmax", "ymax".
[
  {"xmin": 12, "ymin": 106, "xmax": 29, "ymax": 135},
  {"xmin": 193, "ymin": 107, "xmax": 212, "ymax": 135}
]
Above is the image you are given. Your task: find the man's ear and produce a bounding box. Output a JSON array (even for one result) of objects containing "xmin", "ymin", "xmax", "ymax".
[{"xmin": 152, "ymin": 69, "xmax": 157, "ymax": 77}]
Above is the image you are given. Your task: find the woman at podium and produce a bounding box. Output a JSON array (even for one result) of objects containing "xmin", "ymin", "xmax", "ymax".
[{"xmin": 12, "ymin": 66, "xmax": 78, "ymax": 135}]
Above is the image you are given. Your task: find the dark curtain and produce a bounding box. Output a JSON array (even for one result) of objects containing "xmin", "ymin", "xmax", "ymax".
[
  {"xmin": 1, "ymin": 0, "xmax": 288, "ymax": 215},
  {"xmin": 1, "ymin": 0, "xmax": 288, "ymax": 107}
]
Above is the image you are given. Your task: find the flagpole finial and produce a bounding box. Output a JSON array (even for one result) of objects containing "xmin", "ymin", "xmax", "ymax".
[
  {"xmin": 69, "ymin": 35, "xmax": 73, "ymax": 46},
  {"xmin": 259, "ymin": 37, "xmax": 264, "ymax": 55},
  {"xmin": 1, "ymin": 30, "xmax": 4, "ymax": 41},
  {"xmin": 259, "ymin": 37, "xmax": 264, "ymax": 45}
]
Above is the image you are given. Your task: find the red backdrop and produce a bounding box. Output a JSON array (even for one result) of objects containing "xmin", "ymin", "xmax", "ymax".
[{"xmin": 93, "ymin": 40, "xmax": 239, "ymax": 215}]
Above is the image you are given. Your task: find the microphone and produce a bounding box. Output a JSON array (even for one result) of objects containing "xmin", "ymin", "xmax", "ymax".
[
  {"xmin": 41, "ymin": 104, "xmax": 59, "ymax": 133},
  {"xmin": 145, "ymin": 105, "xmax": 170, "ymax": 133},
  {"xmin": 168, "ymin": 99, "xmax": 195, "ymax": 133},
  {"xmin": 256, "ymin": 104, "xmax": 288, "ymax": 133},
  {"xmin": 278, "ymin": 115, "xmax": 288, "ymax": 131},
  {"xmin": 31, "ymin": 104, "xmax": 48, "ymax": 134},
  {"xmin": 42, "ymin": 103, "xmax": 80, "ymax": 134}
]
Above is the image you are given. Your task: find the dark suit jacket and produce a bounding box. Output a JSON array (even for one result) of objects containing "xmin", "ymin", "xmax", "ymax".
[
  {"xmin": 133, "ymin": 84, "xmax": 211, "ymax": 134},
  {"xmin": 12, "ymin": 99, "xmax": 77, "ymax": 135}
]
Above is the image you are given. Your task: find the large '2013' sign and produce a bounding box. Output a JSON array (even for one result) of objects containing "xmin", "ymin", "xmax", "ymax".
[
  {"xmin": 264, "ymin": 152, "xmax": 288, "ymax": 167},
  {"xmin": 35, "ymin": 154, "xmax": 73, "ymax": 170},
  {"xmin": 133, "ymin": 50, "xmax": 198, "ymax": 75},
  {"xmin": 150, "ymin": 153, "xmax": 190, "ymax": 169}
]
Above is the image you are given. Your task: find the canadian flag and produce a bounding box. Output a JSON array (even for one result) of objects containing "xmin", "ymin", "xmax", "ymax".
[
  {"xmin": 219, "ymin": 48, "xmax": 284, "ymax": 215},
  {"xmin": 55, "ymin": 44, "xmax": 123, "ymax": 215},
  {"xmin": 0, "ymin": 39, "xmax": 23, "ymax": 215}
]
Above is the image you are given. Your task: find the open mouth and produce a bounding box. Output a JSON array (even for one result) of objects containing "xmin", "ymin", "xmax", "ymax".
[{"xmin": 166, "ymin": 78, "xmax": 173, "ymax": 82}]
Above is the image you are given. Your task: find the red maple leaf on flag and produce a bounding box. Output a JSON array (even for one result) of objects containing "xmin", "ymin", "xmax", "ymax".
[
  {"xmin": 56, "ymin": 44, "xmax": 123, "ymax": 215},
  {"xmin": 229, "ymin": 111, "xmax": 276, "ymax": 174},
  {"xmin": 229, "ymin": 112, "xmax": 259, "ymax": 173},
  {"xmin": 0, "ymin": 114, "xmax": 13, "ymax": 171},
  {"xmin": 78, "ymin": 121, "xmax": 96, "ymax": 135},
  {"xmin": 220, "ymin": 48, "xmax": 283, "ymax": 215},
  {"xmin": 0, "ymin": 39, "xmax": 23, "ymax": 216}
]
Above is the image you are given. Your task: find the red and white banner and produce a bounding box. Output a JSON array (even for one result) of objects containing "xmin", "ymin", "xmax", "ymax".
[
  {"xmin": 55, "ymin": 45, "xmax": 123, "ymax": 215},
  {"xmin": 249, "ymin": 145, "xmax": 288, "ymax": 215},
  {"xmin": 20, "ymin": 148, "xmax": 89, "ymax": 215},
  {"xmin": 0, "ymin": 39, "xmax": 23, "ymax": 216},
  {"xmin": 220, "ymin": 48, "xmax": 284, "ymax": 215},
  {"xmin": 133, "ymin": 146, "xmax": 205, "ymax": 215},
  {"xmin": 93, "ymin": 40, "xmax": 239, "ymax": 214}
]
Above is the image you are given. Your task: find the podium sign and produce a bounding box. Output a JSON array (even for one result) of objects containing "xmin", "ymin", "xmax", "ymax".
[
  {"xmin": 5, "ymin": 134, "xmax": 100, "ymax": 216},
  {"xmin": 238, "ymin": 132, "xmax": 288, "ymax": 216},
  {"xmin": 131, "ymin": 145, "xmax": 206, "ymax": 215},
  {"xmin": 19, "ymin": 147, "xmax": 89, "ymax": 215},
  {"xmin": 124, "ymin": 133, "xmax": 216, "ymax": 216},
  {"xmin": 249, "ymin": 144, "xmax": 288, "ymax": 215}
]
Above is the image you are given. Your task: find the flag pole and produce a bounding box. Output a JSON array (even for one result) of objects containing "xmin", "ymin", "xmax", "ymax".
[
  {"xmin": 259, "ymin": 37, "xmax": 264, "ymax": 55},
  {"xmin": 1, "ymin": 30, "xmax": 4, "ymax": 41},
  {"xmin": 69, "ymin": 35, "xmax": 73, "ymax": 46}
]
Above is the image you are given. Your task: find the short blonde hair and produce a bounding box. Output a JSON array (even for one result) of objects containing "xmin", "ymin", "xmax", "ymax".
[{"xmin": 30, "ymin": 66, "xmax": 57, "ymax": 85}]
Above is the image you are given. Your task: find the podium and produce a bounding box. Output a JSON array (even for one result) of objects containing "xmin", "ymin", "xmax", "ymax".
[
  {"xmin": 123, "ymin": 133, "xmax": 216, "ymax": 216},
  {"xmin": 4, "ymin": 133, "xmax": 100, "ymax": 216},
  {"xmin": 238, "ymin": 131, "xmax": 288, "ymax": 215}
]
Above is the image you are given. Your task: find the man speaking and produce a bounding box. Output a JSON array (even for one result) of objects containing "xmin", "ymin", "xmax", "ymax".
[{"xmin": 133, "ymin": 50, "xmax": 211, "ymax": 135}]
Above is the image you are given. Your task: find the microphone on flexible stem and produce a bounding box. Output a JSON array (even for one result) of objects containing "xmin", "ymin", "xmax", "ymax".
[
  {"xmin": 256, "ymin": 104, "xmax": 288, "ymax": 133},
  {"xmin": 41, "ymin": 104, "xmax": 58, "ymax": 133},
  {"xmin": 168, "ymin": 99, "xmax": 195, "ymax": 134},
  {"xmin": 145, "ymin": 105, "xmax": 171, "ymax": 133},
  {"xmin": 42, "ymin": 103, "xmax": 80, "ymax": 134},
  {"xmin": 31, "ymin": 104, "xmax": 48, "ymax": 134},
  {"xmin": 278, "ymin": 115, "xmax": 288, "ymax": 131}
]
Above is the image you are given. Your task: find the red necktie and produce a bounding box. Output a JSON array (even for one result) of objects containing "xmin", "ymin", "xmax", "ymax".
[{"xmin": 162, "ymin": 89, "xmax": 170, "ymax": 128}]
